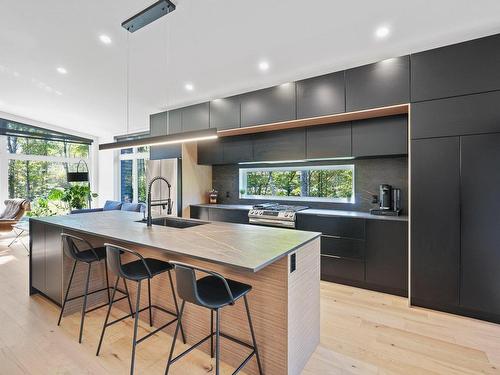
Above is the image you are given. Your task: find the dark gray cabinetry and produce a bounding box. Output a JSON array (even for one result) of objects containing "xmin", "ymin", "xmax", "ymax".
[
  {"xmin": 210, "ymin": 96, "xmax": 241, "ymax": 130},
  {"xmin": 150, "ymin": 112, "xmax": 167, "ymax": 136},
  {"xmin": 197, "ymin": 139, "xmax": 223, "ymax": 165},
  {"xmin": 411, "ymin": 91, "xmax": 500, "ymax": 139},
  {"xmin": 240, "ymin": 84, "xmax": 296, "ymax": 127},
  {"xmin": 253, "ymin": 129, "xmax": 306, "ymax": 162},
  {"xmin": 182, "ymin": 102, "xmax": 210, "ymax": 132},
  {"xmin": 150, "ymin": 111, "xmax": 182, "ymax": 159},
  {"xmin": 306, "ymin": 122, "xmax": 351, "ymax": 159},
  {"xmin": 352, "ymin": 115, "xmax": 408, "ymax": 157},
  {"xmin": 190, "ymin": 206, "xmax": 249, "ymax": 224},
  {"xmin": 365, "ymin": 220, "xmax": 408, "ymax": 293},
  {"xmin": 222, "ymin": 135, "xmax": 253, "ymax": 164},
  {"xmin": 411, "ymin": 34, "xmax": 500, "ymax": 102},
  {"xmin": 190, "ymin": 206, "xmax": 209, "ymax": 221},
  {"xmin": 460, "ymin": 133, "xmax": 500, "ymax": 315},
  {"xmin": 345, "ymin": 55, "xmax": 410, "ymax": 112},
  {"xmin": 167, "ymin": 109, "xmax": 182, "ymax": 135},
  {"xmin": 296, "ymin": 72, "xmax": 345, "ymax": 119},
  {"xmin": 411, "ymin": 137, "xmax": 460, "ymax": 309}
]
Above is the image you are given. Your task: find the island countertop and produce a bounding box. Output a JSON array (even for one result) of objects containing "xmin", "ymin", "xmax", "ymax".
[{"xmin": 31, "ymin": 211, "xmax": 320, "ymax": 272}]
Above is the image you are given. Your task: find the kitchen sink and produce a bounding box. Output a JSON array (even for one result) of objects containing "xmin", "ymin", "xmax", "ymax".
[{"xmin": 137, "ymin": 217, "xmax": 208, "ymax": 229}]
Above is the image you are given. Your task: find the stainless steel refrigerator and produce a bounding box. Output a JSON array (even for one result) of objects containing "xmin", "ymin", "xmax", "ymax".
[{"xmin": 146, "ymin": 159, "xmax": 182, "ymax": 218}]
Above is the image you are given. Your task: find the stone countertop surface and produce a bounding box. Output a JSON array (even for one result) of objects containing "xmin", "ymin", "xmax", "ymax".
[
  {"xmin": 192, "ymin": 204, "xmax": 408, "ymax": 222},
  {"xmin": 32, "ymin": 211, "xmax": 320, "ymax": 272}
]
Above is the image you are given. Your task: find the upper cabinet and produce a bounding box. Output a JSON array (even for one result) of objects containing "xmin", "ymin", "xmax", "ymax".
[
  {"xmin": 411, "ymin": 34, "xmax": 500, "ymax": 102},
  {"xmin": 296, "ymin": 72, "xmax": 345, "ymax": 119},
  {"xmin": 210, "ymin": 96, "xmax": 241, "ymax": 130},
  {"xmin": 352, "ymin": 115, "xmax": 407, "ymax": 157},
  {"xmin": 167, "ymin": 109, "xmax": 182, "ymax": 135},
  {"xmin": 150, "ymin": 112, "xmax": 167, "ymax": 136},
  {"xmin": 182, "ymin": 102, "xmax": 210, "ymax": 132},
  {"xmin": 253, "ymin": 128, "xmax": 306, "ymax": 162},
  {"xmin": 240, "ymin": 84, "xmax": 296, "ymax": 127},
  {"xmin": 346, "ymin": 56, "xmax": 410, "ymax": 112},
  {"xmin": 306, "ymin": 122, "xmax": 351, "ymax": 159}
]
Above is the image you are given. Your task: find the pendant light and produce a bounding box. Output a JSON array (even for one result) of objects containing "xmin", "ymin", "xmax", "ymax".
[{"xmin": 99, "ymin": 0, "xmax": 218, "ymax": 151}]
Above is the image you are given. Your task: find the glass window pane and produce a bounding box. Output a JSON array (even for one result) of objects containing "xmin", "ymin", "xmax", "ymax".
[
  {"xmin": 121, "ymin": 148, "xmax": 133, "ymax": 155},
  {"xmin": 137, "ymin": 146, "xmax": 149, "ymax": 153},
  {"xmin": 120, "ymin": 160, "xmax": 133, "ymax": 203},
  {"xmin": 137, "ymin": 159, "xmax": 147, "ymax": 203},
  {"xmin": 6, "ymin": 136, "xmax": 89, "ymax": 158}
]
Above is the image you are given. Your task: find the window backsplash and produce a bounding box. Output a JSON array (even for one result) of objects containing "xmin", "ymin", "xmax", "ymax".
[{"xmin": 212, "ymin": 157, "xmax": 408, "ymax": 213}]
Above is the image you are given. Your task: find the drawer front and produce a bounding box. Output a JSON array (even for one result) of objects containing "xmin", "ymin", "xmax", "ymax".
[
  {"xmin": 321, "ymin": 236, "xmax": 365, "ymax": 260},
  {"xmin": 297, "ymin": 214, "xmax": 365, "ymax": 239},
  {"xmin": 321, "ymin": 255, "xmax": 365, "ymax": 282},
  {"xmin": 208, "ymin": 208, "xmax": 249, "ymax": 224}
]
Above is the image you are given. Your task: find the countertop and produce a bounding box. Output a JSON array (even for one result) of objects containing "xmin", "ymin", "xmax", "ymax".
[
  {"xmin": 192, "ymin": 204, "xmax": 408, "ymax": 222},
  {"xmin": 32, "ymin": 211, "xmax": 320, "ymax": 272}
]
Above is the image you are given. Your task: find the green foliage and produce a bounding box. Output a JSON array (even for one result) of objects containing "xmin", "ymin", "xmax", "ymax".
[
  {"xmin": 27, "ymin": 197, "xmax": 65, "ymax": 217},
  {"xmin": 59, "ymin": 185, "xmax": 98, "ymax": 210}
]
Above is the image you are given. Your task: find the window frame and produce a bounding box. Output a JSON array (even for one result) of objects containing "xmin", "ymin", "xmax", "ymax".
[
  {"xmin": 239, "ymin": 164, "xmax": 355, "ymax": 203},
  {"xmin": 118, "ymin": 147, "xmax": 149, "ymax": 204}
]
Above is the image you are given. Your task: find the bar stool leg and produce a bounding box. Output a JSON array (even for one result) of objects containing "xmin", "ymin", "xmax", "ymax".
[
  {"xmin": 104, "ymin": 259, "xmax": 111, "ymax": 304},
  {"xmin": 167, "ymin": 270, "xmax": 186, "ymax": 344},
  {"xmin": 210, "ymin": 309, "xmax": 214, "ymax": 358},
  {"xmin": 96, "ymin": 276, "xmax": 120, "ymax": 356},
  {"xmin": 123, "ymin": 279, "xmax": 134, "ymax": 317},
  {"xmin": 164, "ymin": 300, "xmax": 186, "ymax": 375},
  {"xmin": 78, "ymin": 263, "xmax": 92, "ymax": 343},
  {"xmin": 147, "ymin": 278, "xmax": 153, "ymax": 327},
  {"xmin": 244, "ymin": 295, "xmax": 264, "ymax": 375},
  {"xmin": 130, "ymin": 280, "xmax": 142, "ymax": 375},
  {"xmin": 215, "ymin": 308, "xmax": 220, "ymax": 375},
  {"xmin": 57, "ymin": 260, "xmax": 77, "ymax": 326}
]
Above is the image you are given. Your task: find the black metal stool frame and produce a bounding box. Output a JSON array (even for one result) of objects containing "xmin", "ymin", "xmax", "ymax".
[
  {"xmin": 96, "ymin": 243, "xmax": 186, "ymax": 375},
  {"xmin": 57, "ymin": 233, "xmax": 133, "ymax": 344},
  {"xmin": 165, "ymin": 262, "xmax": 263, "ymax": 375}
]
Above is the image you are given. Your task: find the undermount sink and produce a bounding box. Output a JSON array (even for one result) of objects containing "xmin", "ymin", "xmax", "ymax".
[{"xmin": 137, "ymin": 217, "xmax": 208, "ymax": 229}]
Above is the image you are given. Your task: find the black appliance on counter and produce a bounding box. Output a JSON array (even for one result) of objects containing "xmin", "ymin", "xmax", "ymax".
[{"xmin": 371, "ymin": 184, "xmax": 402, "ymax": 216}]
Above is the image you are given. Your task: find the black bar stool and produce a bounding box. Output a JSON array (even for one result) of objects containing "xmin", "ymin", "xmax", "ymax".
[
  {"xmin": 96, "ymin": 243, "xmax": 186, "ymax": 375},
  {"xmin": 165, "ymin": 262, "xmax": 263, "ymax": 375},
  {"xmin": 58, "ymin": 233, "xmax": 134, "ymax": 343}
]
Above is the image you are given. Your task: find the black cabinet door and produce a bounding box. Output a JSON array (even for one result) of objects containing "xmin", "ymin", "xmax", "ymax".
[
  {"xmin": 190, "ymin": 206, "xmax": 209, "ymax": 221},
  {"xmin": 352, "ymin": 115, "xmax": 407, "ymax": 157},
  {"xmin": 252, "ymin": 128, "xmax": 306, "ymax": 162},
  {"xmin": 411, "ymin": 34, "xmax": 500, "ymax": 102},
  {"xmin": 223, "ymin": 135, "xmax": 253, "ymax": 164},
  {"xmin": 365, "ymin": 220, "xmax": 408, "ymax": 293},
  {"xmin": 240, "ymin": 84, "xmax": 296, "ymax": 127},
  {"xmin": 346, "ymin": 56, "xmax": 410, "ymax": 112},
  {"xmin": 150, "ymin": 111, "xmax": 167, "ymax": 136},
  {"xmin": 296, "ymin": 214, "xmax": 365, "ymax": 239},
  {"xmin": 208, "ymin": 208, "xmax": 249, "ymax": 224},
  {"xmin": 210, "ymin": 96, "xmax": 240, "ymax": 130},
  {"xmin": 150, "ymin": 144, "xmax": 182, "ymax": 160},
  {"xmin": 197, "ymin": 139, "xmax": 223, "ymax": 165},
  {"xmin": 411, "ymin": 91, "xmax": 500, "ymax": 139},
  {"xmin": 321, "ymin": 256, "xmax": 365, "ymax": 283},
  {"xmin": 460, "ymin": 133, "xmax": 500, "ymax": 314},
  {"xmin": 411, "ymin": 137, "xmax": 460, "ymax": 309},
  {"xmin": 296, "ymin": 72, "xmax": 345, "ymax": 119},
  {"xmin": 306, "ymin": 122, "xmax": 351, "ymax": 159},
  {"xmin": 182, "ymin": 103, "xmax": 210, "ymax": 132},
  {"xmin": 167, "ymin": 109, "xmax": 182, "ymax": 135}
]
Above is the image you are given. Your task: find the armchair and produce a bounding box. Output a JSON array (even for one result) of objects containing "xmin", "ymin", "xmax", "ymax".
[{"xmin": 0, "ymin": 199, "xmax": 30, "ymax": 232}]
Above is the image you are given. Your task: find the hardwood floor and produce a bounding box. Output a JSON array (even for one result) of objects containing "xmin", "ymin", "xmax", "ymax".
[{"xmin": 0, "ymin": 232, "xmax": 499, "ymax": 374}]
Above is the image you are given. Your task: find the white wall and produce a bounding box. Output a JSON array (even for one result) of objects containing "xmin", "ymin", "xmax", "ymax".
[{"xmin": 96, "ymin": 135, "xmax": 118, "ymax": 206}]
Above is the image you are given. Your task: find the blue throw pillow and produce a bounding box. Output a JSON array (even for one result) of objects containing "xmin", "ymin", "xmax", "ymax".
[
  {"xmin": 103, "ymin": 200, "xmax": 122, "ymax": 211},
  {"xmin": 121, "ymin": 203, "xmax": 140, "ymax": 212}
]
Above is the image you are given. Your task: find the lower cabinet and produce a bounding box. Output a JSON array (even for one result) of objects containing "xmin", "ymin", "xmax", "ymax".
[{"xmin": 190, "ymin": 206, "xmax": 249, "ymax": 224}]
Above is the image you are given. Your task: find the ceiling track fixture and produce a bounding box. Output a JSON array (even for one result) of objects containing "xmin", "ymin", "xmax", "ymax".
[{"xmin": 122, "ymin": 0, "xmax": 176, "ymax": 33}]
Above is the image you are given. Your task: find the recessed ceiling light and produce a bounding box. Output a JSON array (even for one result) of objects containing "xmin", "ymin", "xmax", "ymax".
[
  {"xmin": 57, "ymin": 67, "xmax": 68, "ymax": 75},
  {"xmin": 375, "ymin": 26, "xmax": 390, "ymax": 39},
  {"xmin": 99, "ymin": 34, "xmax": 112, "ymax": 45},
  {"xmin": 185, "ymin": 83, "xmax": 194, "ymax": 91},
  {"xmin": 258, "ymin": 61, "xmax": 270, "ymax": 72}
]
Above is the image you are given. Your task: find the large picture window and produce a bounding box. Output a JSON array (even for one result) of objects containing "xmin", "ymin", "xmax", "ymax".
[
  {"xmin": 119, "ymin": 147, "xmax": 149, "ymax": 203},
  {"xmin": 239, "ymin": 165, "xmax": 354, "ymax": 203}
]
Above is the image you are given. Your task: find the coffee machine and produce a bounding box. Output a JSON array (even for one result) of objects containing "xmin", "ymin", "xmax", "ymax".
[{"xmin": 370, "ymin": 184, "xmax": 402, "ymax": 216}]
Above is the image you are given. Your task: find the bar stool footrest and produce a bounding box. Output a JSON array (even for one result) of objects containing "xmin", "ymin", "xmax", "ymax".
[{"xmin": 65, "ymin": 286, "xmax": 128, "ymax": 303}]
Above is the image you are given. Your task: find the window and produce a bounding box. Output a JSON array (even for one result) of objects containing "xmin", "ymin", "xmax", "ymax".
[
  {"xmin": 118, "ymin": 147, "xmax": 149, "ymax": 203},
  {"xmin": 239, "ymin": 165, "xmax": 354, "ymax": 203}
]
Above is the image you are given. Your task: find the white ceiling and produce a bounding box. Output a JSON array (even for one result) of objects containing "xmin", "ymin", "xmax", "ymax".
[{"xmin": 1, "ymin": 0, "xmax": 500, "ymax": 139}]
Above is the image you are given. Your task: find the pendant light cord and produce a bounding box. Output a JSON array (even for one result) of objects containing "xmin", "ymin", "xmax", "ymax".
[{"xmin": 126, "ymin": 31, "xmax": 130, "ymax": 135}]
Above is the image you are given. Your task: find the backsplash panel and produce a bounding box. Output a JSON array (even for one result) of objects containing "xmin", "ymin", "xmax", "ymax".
[{"xmin": 212, "ymin": 157, "xmax": 408, "ymax": 213}]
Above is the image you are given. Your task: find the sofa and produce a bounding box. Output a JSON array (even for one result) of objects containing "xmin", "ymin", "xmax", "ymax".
[{"xmin": 71, "ymin": 200, "xmax": 146, "ymax": 214}]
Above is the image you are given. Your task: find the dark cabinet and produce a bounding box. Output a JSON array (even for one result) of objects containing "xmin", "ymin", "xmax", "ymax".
[
  {"xmin": 150, "ymin": 144, "xmax": 182, "ymax": 160},
  {"xmin": 306, "ymin": 122, "xmax": 351, "ymax": 159},
  {"xmin": 411, "ymin": 91, "xmax": 500, "ymax": 139},
  {"xmin": 210, "ymin": 96, "xmax": 241, "ymax": 130},
  {"xmin": 365, "ymin": 220, "xmax": 408, "ymax": 294},
  {"xmin": 222, "ymin": 135, "xmax": 253, "ymax": 164},
  {"xmin": 411, "ymin": 137, "xmax": 460, "ymax": 309},
  {"xmin": 346, "ymin": 55, "xmax": 410, "ymax": 112},
  {"xmin": 167, "ymin": 109, "xmax": 182, "ymax": 135},
  {"xmin": 296, "ymin": 72, "xmax": 345, "ymax": 119},
  {"xmin": 460, "ymin": 133, "xmax": 500, "ymax": 315},
  {"xmin": 150, "ymin": 111, "xmax": 167, "ymax": 136},
  {"xmin": 190, "ymin": 206, "xmax": 209, "ymax": 221},
  {"xmin": 182, "ymin": 103, "xmax": 210, "ymax": 132},
  {"xmin": 253, "ymin": 129, "xmax": 306, "ymax": 162},
  {"xmin": 320, "ymin": 256, "xmax": 365, "ymax": 283},
  {"xmin": 240, "ymin": 84, "xmax": 296, "ymax": 127},
  {"xmin": 411, "ymin": 34, "xmax": 500, "ymax": 102},
  {"xmin": 296, "ymin": 214, "xmax": 365, "ymax": 239},
  {"xmin": 352, "ymin": 115, "xmax": 407, "ymax": 157},
  {"xmin": 208, "ymin": 207, "xmax": 249, "ymax": 224},
  {"xmin": 197, "ymin": 139, "xmax": 223, "ymax": 165}
]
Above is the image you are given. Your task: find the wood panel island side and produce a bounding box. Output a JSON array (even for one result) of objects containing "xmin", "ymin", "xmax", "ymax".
[{"xmin": 29, "ymin": 211, "xmax": 321, "ymax": 375}]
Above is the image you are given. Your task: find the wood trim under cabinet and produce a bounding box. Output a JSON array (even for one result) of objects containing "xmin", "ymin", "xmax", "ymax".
[{"xmin": 217, "ymin": 103, "xmax": 409, "ymax": 137}]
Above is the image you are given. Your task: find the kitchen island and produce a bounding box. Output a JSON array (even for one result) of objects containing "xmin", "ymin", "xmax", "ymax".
[{"xmin": 29, "ymin": 211, "xmax": 321, "ymax": 375}]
